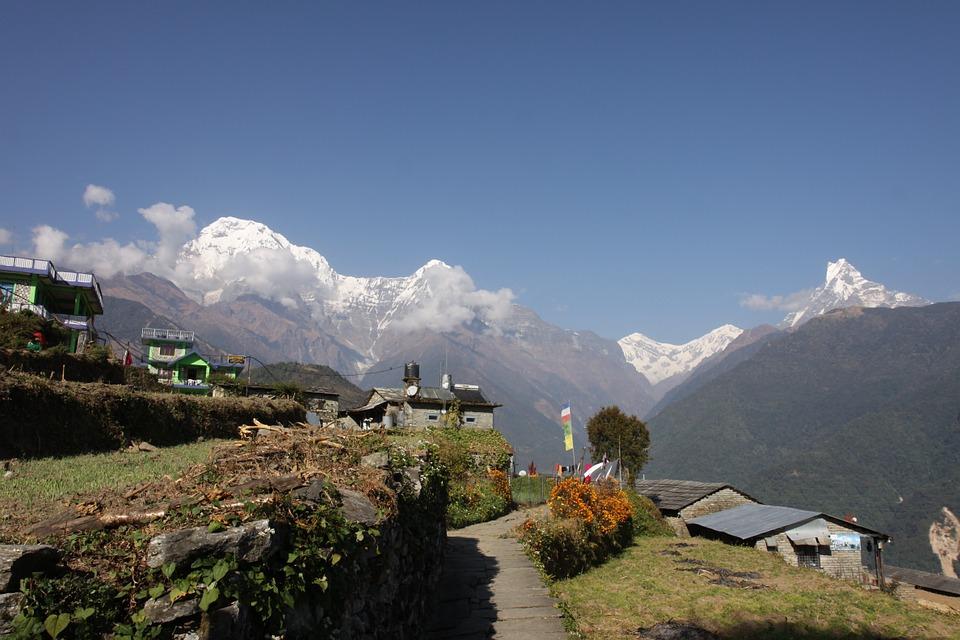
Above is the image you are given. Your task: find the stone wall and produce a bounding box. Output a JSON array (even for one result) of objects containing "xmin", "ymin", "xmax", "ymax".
[
  {"xmin": 0, "ymin": 455, "xmax": 447, "ymax": 639},
  {"xmin": 679, "ymin": 488, "xmax": 756, "ymax": 521},
  {"xmin": 752, "ymin": 521, "xmax": 865, "ymax": 581}
]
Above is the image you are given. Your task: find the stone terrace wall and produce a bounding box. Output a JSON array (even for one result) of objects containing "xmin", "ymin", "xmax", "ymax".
[
  {"xmin": 0, "ymin": 447, "xmax": 446, "ymax": 639},
  {"xmin": 0, "ymin": 371, "xmax": 305, "ymax": 458}
]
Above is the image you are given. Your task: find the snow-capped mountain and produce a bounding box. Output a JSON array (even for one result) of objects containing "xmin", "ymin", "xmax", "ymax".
[
  {"xmin": 619, "ymin": 324, "xmax": 743, "ymax": 388},
  {"xmin": 174, "ymin": 217, "xmax": 512, "ymax": 365},
  {"xmin": 781, "ymin": 258, "xmax": 929, "ymax": 328}
]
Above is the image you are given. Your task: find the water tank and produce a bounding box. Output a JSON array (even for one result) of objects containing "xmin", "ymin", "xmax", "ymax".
[
  {"xmin": 441, "ymin": 373, "xmax": 452, "ymax": 390},
  {"xmin": 404, "ymin": 361, "xmax": 420, "ymax": 381}
]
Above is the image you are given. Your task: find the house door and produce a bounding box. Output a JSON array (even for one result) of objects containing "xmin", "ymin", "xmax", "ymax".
[{"xmin": 185, "ymin": 367, "xmax": 201, "ymax": 381}]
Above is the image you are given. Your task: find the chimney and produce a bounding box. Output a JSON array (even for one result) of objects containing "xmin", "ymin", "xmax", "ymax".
[{"xmin": 441, "ymin": 373, "xmax": 452, "ymax": 390}]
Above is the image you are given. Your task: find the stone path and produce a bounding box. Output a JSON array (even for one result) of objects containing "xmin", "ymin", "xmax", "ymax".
[{"xmin": 425, "ymin": 508, "xmax": 568, "ymax": 639}]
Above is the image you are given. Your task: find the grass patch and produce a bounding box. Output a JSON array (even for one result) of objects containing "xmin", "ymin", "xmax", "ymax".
[
  {"xmin": 553, "ymin": 536, "xmax": 960, "ymax": 639},
  {"xmin": 0, "ymin": 439, "xmax": 224, "ymax": 532}
]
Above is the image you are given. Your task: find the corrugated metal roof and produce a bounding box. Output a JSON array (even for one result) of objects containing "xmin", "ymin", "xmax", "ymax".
[
  {"xmin": 688, "ymin": 503, "xmax": 888, "ymax": 541},
  {"xmin": 370, "ymin": 386, "xmax": 498, "ymax": 407},
  {"xmin": 634, "ymin": 479, "xmax": 748, "ymax": 512},
  {"xmin": 886, "ymin": 565, "xmax": 960, "ymax": 596},
  {"xmin": 688, "ymin": 504, "xmax": 821, "ymax": 540}
]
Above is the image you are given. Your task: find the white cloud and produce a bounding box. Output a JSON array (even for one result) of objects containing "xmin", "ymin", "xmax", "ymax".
[
  {"xmin": 83, "ymin": 184, "xmax": 119, "ymax": 222},
  {"xmin": 392, "ymin": 263, "xmax": 515, "ymax": 333},
  {"xmin": 138, "ymin": 202, "xmax": 197, "ymax": 273},
  {"xmin": 31, "ymin": 225, "xmax": 69, "ymax": 260},
  {"xmin": 740, "ymin": 289, "xmax": 813, "ymax": 312},
  {"xmin": 0, "ymin": 228, "xmax": 11, "ymax": 245},
  {"xmin": 202, "ymin": 247, "xmax": 319, "ymax": 305},
  {"xmin": 83, "ymin": 184, "xmax": 115, "ymax": 208}
]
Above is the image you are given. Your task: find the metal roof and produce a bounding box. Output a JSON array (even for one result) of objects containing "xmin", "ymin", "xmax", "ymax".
[
  {"xmin": 688, "ymin": 504, "xmax": 822, "ymax": 540},
  {"xmin": 369, "ymin": 386, "xmax": 498, "ymax": 407},
  {"xmin": 886, "ymin": 565, "xmax": 960, "ymax": 597},
  {"xmin": 634, "ymin": 479, "xmax": 753, "ymax": 512},
  {"xmin": 688, "ymin": 503, "xmax": 888, "ymax": 541}
]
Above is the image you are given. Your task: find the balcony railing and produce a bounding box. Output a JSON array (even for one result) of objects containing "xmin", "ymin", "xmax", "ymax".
[
  {"xmin": 141, "ymin": 327, "xmax": 195, "ymax": 342},
  {"xmin": 0, "ymin": 254, "xmax": 103, "ymax": 308},
  {"xmin": 4, "ymin": 302, "xmax": 52, "ymax": 320}
]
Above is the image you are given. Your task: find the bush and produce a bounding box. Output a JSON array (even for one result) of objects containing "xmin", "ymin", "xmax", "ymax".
[
  {"xmin": 624, "ymin": 488, "xmax": 675, "ymax": 537},
  {"xmin": 0, "ymin": 371, "xmax": 306, "ymax": 458},
  {"xmin": 518, "ymin": 478, "xmax": 635, "ymax": 580},
  {"xmin": 447, "ymin": 469, "xmax": 513, "ymax": 528},
  {"xmin": 0, "ymin": 310, "xmax": 71, "ymax": 350}
]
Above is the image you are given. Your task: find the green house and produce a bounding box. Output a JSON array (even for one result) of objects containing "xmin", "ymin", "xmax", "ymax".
[
  {"xmin": 141, "ymin": 327, "xmax": 244, "ymax": 394},
  {"xmin": 0, "ymin": 254, "xmax": 104, "ymax": 352}
]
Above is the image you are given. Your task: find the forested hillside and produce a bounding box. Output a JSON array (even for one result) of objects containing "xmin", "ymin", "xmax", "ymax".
[{"xmin": 647, "ymin": 302, "xmax": 960, "ymax": 573}]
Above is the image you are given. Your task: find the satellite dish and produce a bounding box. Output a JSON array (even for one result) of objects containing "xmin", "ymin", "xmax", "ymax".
[{"xmin": 405, "ymin": 384, "xmax": 419, "ymax": 397}]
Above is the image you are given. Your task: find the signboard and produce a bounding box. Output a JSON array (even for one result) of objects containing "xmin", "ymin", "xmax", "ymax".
[
  {"xmin": 830, "ymin": 532, "xmax": 861, "ymax": 552},
  {"xmin": 227, "ymin": 355, "xmax": 246, "ymax": 365}
]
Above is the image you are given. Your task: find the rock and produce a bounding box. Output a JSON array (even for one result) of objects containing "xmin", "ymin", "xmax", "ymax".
[
  {"xmin": 0, "ymin": 592, "xmax": 24, "ymax": 635},
  {"xmin": 2, "ymin": 471, "xmax": 11, "ymax": 480},
  {"xmin": 338, "ymin": 488, "xmax": 379, "ymax": 525},
  {"xmin": 138, "ymin": 441, "xmax": 159, "ymax": 452},
  {"xmin": 146, "ymin": 520, "xmax": 281, "ymax": 569},
  {"xmin": 0, "ymin": 544, "xmax": 61, "ymax": 592},
  {"xmin": 637, "ymin": 621, "xmax": 721, "ymax": 640},
  {"xmin": 361, "ymin": 451, "xmax": 388, "ymax": 469},
  {"xmin": 291, "ymin": 479, "xmax": 331, "ymax": 504},
  {"xmin": 142, "ymin": 595, "xmax": 200, "ymax": 624},
  {"xmin": 201, "ymin": 601, "xmax": 258, "ymax": 640},
  {"xmin": 403, "ymin": 467, "xmax": 422, "ymax": 497}
]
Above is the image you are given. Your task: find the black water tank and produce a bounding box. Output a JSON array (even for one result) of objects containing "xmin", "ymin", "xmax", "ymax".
[{"xmin": 404, "ymin": 361, "xmax": 420, "ymax": 381}]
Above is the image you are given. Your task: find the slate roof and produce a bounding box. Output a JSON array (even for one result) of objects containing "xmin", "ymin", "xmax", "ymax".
[
  {"xmin": 634, "ymin": 479, "xmax": 754, "ymax": 513},
  {"xmin": 687, "ymin": 503, "xmax": 888, "ymax": 541},
  {"xmin": 886, "ymin": 565, "xmax": 960, "ymax": 597},
  {"xmin": 348, "ymin": 385, "xmax": 499, "ymax": 414}
]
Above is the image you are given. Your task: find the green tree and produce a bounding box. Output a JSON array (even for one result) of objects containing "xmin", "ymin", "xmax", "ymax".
[
  {"xmin": 586, "ymin": 406, "xmax": 650, "ymax": 484},
  {"xmin": 442, "ymin": 398, "xmax": 464, "ymax": 428}
]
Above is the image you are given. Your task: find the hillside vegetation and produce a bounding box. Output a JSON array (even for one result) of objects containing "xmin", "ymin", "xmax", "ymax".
[
  {"xmin": 555, "ymin": 536, "xmax": 960, "ymax": 639},
  {"xmin": 647, "ymin": 302, "xmax": 960, "ymax": 573}
]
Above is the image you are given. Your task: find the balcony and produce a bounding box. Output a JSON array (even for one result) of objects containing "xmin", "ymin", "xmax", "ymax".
[
  {"xmin": 4, "ymin": 302, "xmax": 52, "ymax": 320},
  {"xmin": 141, "ymin": 327, "xmax": 195, "ymax": 343}
]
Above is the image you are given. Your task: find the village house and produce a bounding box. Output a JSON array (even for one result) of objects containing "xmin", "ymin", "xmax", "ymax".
[
  {"xmin": 140, "ymin": 327, "xmax": 244, "ymax": 394},
  {"xmin": 346, "ymin": 362, "xmax": 500, "ymax": 429},
  {"xmin": 235, "ymin": 383, "xmax": 340, "ymax": 425},
  {"xmin": 0, "ymin": 254, "xmax": 104, "ymax": 353},
  {"xmin": 687, "ymin": 503, "xmax": 889, "ymax": 583},
  {"xmin": 634, "ymin": 479, "xmax": 758, "ymax": 536},
  {"xmin": 885, "ymin": 564, "xmax": 960, "ymax": 613}
]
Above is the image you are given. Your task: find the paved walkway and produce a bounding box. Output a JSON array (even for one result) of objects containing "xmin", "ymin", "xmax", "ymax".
[{"xmin": 425, "ymin": 508, "xmax": 568, "ymax": 639}]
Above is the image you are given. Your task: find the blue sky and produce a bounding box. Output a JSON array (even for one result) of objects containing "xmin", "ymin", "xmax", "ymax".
[{"xmin": 1, "ymin": 2, "xmax": 957, "ymax": 343}]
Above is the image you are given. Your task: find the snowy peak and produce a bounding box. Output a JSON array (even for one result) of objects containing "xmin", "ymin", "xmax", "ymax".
[
  {"xmin": 619, "ymin": 324, "xmax": 743, "ymax": 385},
  {"xmin": 782, "ymin": 258, "xmax": 929, "ymax": 328}
]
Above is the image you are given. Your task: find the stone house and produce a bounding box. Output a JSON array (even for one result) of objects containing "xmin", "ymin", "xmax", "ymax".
[
  {"xmin": 0, "ymin": 254, "xmax": 104, "ymax": 352},
  {"xmin": 346, "ymin": 362, "xmax": 499, "ymax": 429},
  {"xmin": 634, "ymin": 479, "xmax": 758, "ymax": 536},
  {"xmin": 687, "ymin": 503, "xmax": 889, "ymax": 583},
  {"xmin": 236, "ymin": 384, "xmax": 340, "ymax": 425},
  {"xmin": 886, "ymin": 565, "xmax": 960, "ymax": 612}
]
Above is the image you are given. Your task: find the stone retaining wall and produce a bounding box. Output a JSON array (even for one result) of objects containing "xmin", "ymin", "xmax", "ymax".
[{"xmin": 0, "ymin": 455, "xmax": 446, "ymax": 639}]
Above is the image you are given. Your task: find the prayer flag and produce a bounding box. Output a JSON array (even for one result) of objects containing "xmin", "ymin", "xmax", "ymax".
[{"xmin": 560, "ymin": 404, "xmax": 574, "ymax": 451}]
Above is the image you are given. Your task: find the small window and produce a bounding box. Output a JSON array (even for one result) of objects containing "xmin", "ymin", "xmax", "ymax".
[
  {"xmin": 797, "ymin": 547, "xmax": 821, "ymax": 569},
  {"xmin": 465, "ymin": 416, "xmax": 477, "ymax": 424},
  {"xmin": 157, "ymin": 369, "xmax": 173, "ymax": 380},
  {"xmin": 427, "ymin": 414, "xmax": 439, "ymax": 422},
  {"xmin": 159, "ymin": 344, "xmax": 175, "ymax": 356},
  {"xmin": 0, "ymin": 283, "xmax": 12, "ymax": 304}
]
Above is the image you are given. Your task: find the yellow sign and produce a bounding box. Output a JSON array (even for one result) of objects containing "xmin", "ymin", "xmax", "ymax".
[{"xmin": 227, "ymin": 355, "xmax": 246, "ymax": 364}]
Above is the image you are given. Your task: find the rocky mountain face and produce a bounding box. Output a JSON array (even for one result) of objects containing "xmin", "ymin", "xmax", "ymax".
[
  {"xmin": 618, "ymin": 324, "xmax": 743, "ymax": 396},
  {"xmin": 100, "ymin": 217, "xmax": 654, "ymax": 465},
  {"xmin": 781, "ymin": 258, "xmax": 929, "ymax": 328},
  {"xmin": 646, "ymin": 302, "xmax": 960, "ymax": 573}
]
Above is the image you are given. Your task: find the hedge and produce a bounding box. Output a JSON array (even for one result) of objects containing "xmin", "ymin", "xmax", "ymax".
[
  {"xmin": 0, "ymin": 348, "xmax": 124, "ymax": 385},
  {"xmin": 0, "ymin": 372, "xmax": 305, "ymax": 458}
]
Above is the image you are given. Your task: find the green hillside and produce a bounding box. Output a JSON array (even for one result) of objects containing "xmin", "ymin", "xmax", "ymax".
[
  {"xmin": 647, "ymin": 302, "xmax": 960, "ymax": 573},
  {"xmin": 249, "ymin": 361, "xmax": 367, "ymax": 408}
]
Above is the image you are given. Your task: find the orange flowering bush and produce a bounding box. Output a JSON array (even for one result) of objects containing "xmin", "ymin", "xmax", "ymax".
[
  {"xmin": 488, "ymin": 469, "xmax": 512, "ymax": 504},
  {"xmin": 521, "ymin": 478, "xmax": 636, "ymax": 579}
]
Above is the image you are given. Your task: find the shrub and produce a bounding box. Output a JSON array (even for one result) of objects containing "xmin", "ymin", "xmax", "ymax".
[
  {"xmin": 447, "ymin": 469, "xmax": 513, "ymax": 529},
  {"xmin": 519, "ymin": 478, "xmax": 635, "ymax": 579},
  {"xmin": 624, "ymin": 488, "xmax": 675, "ymax": 537}
]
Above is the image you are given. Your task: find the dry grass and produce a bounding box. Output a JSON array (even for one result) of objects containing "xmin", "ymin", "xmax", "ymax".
[{"xmin": 553, "ymin": 536, "xmax": 960, "ymax": 640}]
